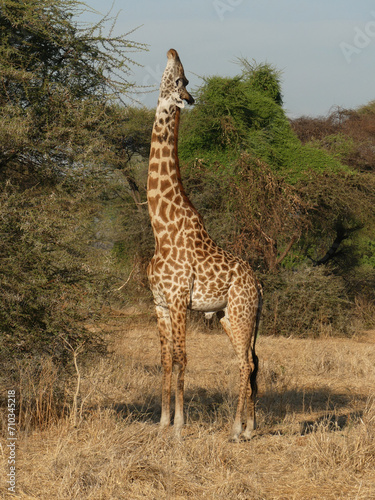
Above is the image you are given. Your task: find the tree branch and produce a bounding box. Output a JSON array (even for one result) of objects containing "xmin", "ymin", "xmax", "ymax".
[{"xmin": 276, "ymin": 233, "xmax": 298, "ymax": 266}]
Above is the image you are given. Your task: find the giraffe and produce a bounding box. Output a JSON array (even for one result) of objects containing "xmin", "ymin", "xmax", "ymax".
[{"xmin": 147, "ymin": 49, "xmax": 262, "ymax": 442}]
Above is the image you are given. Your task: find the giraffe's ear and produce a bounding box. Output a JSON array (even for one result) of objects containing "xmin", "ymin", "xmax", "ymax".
[{"xmin": 171, "ymin": 91, "xmax": 185, "ymax": 109}]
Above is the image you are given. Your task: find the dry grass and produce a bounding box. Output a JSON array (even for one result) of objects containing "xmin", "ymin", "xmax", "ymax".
[{"xmin": 1, "ymin": 311, "xmax": 375, "ymax": 499}]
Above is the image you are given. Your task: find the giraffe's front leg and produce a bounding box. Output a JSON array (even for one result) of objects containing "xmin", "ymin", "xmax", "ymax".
[
  {"xmin": 155, "ymin": 305, "xmax": 173, "ymax": 428},
  {"xmin": 169, "ymin": 305, "xmax": 187, "ymax": 437}
]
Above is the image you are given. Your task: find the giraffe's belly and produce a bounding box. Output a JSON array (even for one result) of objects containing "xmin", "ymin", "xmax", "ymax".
[
  {"xmin": 190, "ymin": 297, "xmax": 227, "ymax": 313},
  {"xmin": 189, "ymin": 283, "xmax": 228, "ymax": 313}
]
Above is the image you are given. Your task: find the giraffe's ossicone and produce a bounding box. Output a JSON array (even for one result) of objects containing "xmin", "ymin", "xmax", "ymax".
[{"xmin": 147, "ymin": 49, "xmax": 262, "ymax": 441}]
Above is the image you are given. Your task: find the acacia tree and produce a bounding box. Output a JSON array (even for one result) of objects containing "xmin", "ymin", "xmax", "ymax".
[
  {"xmin": 0, "ymin": 0, "xmax": 147, "ymax": 366},
  {"xmin": 0, "ymin": 0, "xmax": 147, "ymax": 184}
]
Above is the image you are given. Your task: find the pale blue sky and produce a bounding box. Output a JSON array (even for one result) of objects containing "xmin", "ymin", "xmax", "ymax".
[{"xmin": 83, "ymin": 0, "xmax": 375, "ymax": 117}]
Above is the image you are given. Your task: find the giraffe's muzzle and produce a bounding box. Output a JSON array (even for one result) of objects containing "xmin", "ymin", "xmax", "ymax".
[{"xmin": 181, "ymin": 89, "xmax": 195, "ymax": 105}]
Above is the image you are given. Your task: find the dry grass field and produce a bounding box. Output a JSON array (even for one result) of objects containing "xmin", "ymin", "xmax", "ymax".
[{"xmin": 2, "ymin": 309, "xmax": 375, "ymax": 499}]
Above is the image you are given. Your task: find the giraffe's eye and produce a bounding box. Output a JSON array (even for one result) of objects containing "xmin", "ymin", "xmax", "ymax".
[{"xmin": 176, "ymin": 77, "xmax": 188, "ymax": 87}]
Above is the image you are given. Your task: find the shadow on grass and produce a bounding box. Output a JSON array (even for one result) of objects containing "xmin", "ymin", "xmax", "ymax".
[
  {"xmin": 260, "ymin": 386, "xmax": 367, "ymax": 435},
  {"xmin": 110, "ymin": 387, "xmax": 230, "ymax": 426},
  {"xmin": 112, "ymin": 399, "xmax": 161, "ymax": 424},
  {"xmin": 260, "ymin": 386, "xmax": 363, "ymax": 417},
  {"xmin": 110, "ymin": 385, "xmax": 368, "ymax": 436},
  {"xmin": 300, "ymin": 411, "xmax": 364, "ymax": 435}
]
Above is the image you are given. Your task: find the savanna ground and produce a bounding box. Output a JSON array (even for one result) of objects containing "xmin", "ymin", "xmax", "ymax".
[{"xmin": 1, "ymin": 309, "xmax": 375, "ymax": 500}]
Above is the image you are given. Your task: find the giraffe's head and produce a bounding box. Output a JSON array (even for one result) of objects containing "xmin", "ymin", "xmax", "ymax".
[{"xmin": 159, "ymin": 49, "xmax": 194, "ymax": 108}]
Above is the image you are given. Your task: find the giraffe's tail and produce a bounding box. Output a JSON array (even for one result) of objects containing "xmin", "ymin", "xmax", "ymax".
[
  {"xmin": 250, "ymin": 350, "xmax": 259, "ymax": 399},
  {"xmin": 252, "ymin": 279, "xmax": 263, "ymax": 349},
  {"xmin": 250, "ymin": 280, "xmax": 263, "ymax": 398}
]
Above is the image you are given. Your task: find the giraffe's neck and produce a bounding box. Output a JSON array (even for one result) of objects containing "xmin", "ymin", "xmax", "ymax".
[{"xmin": 147, "ymin": 101, "xmax": 200, "ymax": 234}]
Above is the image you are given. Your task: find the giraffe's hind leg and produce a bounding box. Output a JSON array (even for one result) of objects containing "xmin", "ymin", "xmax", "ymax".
[
  {"xmin": 243, "ymin": 283, "xmax": 261, "ymax": 440},
  {"xmin": 242, "ymin": 348, "xmax": 258, "ymax": 440},
  {"xmin": 220, "ymin": 289, "xmax": 258, "ymax": 442}
]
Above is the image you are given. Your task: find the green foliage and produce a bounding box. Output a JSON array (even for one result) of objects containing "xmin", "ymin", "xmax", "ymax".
[
  {"xmin": 178, "ymin": 59, "xmax": 375, "ymax": 334},
  {"xmin": 179, "ymin": 75, "xmax": 287, "ymax": 156},
  {"xmin": 360, "ymin": 239, "xmax": 375, "ymax": 268},
  {"xmin": 0, "ymin": 0, "xmax": 147, "ymax": 368},
  {"xmin": 0, "ymin": 0, "xmax": 147, "ymax": 186},
  {"xmin": 291, "ymin": 108, "xmax": 375, "ymax": 272},
  {"xmin": 309, "ymin": 133, "xmax": 357, "ymax": 162},
  {"xmin": 296, "ymin": 168, "xmax": 375, "ymax": 272},
  {"xmin": 357, "ymin": 100, "xmax": 375, "ymax": 115},
  {"xmin": 291, "ymin": 107, "xmax": 375, "ymax": 173},
  {"xmin": 238, "ymin": 58, "xmax": 283, "ymax": 105},
  {"xmin": 0, "ymin": 0, "xmax": 144, "ymax": 105},
  {"xmin": 179, "ymin": 70, "xmax": 357, "ymax": 272},
  {"xmin": 0, "ymin": 183, "xmax": 111, "ymax": 364},
  {"xmin": 179, "ymin": 71, "xmax": 346, "ymax": 185},
  {"xmin": 110, "ymin": 189, "xmax": 154, "ymax": 269}
]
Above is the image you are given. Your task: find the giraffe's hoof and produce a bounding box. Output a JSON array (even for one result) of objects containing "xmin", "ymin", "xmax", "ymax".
[
  {"xmin": 229, "ymin": 421, "xmax": 242, "ymax": 442},
  {"xmin": 229, "ymin": 437, "xmax": 240, "ymax": 443},
  {"xmin": 228, "ymin": 433, "xmax": 241, "ymax": 443},
  {"xmin": 158, "ymin": 422, "xmax": 171, "ymax": 436},
  {"xmin": 241, "ymin": 432, "xmax": 254, "ymax": 441}
]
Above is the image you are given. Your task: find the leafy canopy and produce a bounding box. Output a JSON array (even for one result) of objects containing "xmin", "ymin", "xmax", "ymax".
[
  {"xmin": 0, "ymin": 0, "xmax": 147, "ymax": 186},
  {"xmin": 179, "ymin": 61, "xmax": 347, "ymax": 183}
]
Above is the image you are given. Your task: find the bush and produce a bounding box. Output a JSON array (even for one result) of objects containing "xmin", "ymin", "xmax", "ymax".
[
  {"xmin": 291, "ymin": 107, "xmax": 375, "ymax": 173},
  {"xmin": 238, "ymin": 59, "xmax": 283, "ymax": 106},
  {"xmin": 179, "ymin": 74, "xmax": 347, "ymax": 185},
  {"xmin": 0, "ymin": 183, "xmax": 111, "ymax": 366},
  {"xmin": 261, "ymin": 266, "xmax": 354, "ymax": 338}
]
